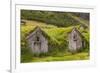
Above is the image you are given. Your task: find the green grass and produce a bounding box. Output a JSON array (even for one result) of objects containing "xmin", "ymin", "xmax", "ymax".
[
  {"xmin": 67, "ymin": 13, "xmax": 89, "ymax": 27},
  {"xmin": 21, "ymin": 20, "xmax": 90, "ymax": 63},
  {"xmin": 22, "ymin": 52, "xmax": 89, "ymax": 63},
  {"xmin": 21, "ymin": 20, "xmax": 89, "ymax": 45}
]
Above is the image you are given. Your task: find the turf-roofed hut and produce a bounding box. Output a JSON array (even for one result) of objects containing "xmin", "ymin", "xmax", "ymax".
[
  {"xmin": 26, "ymin": 26, "xmax": 50, "ymax": 54},
  {"xmin": 68, "ymin": 27, "xmax": 86, "ymax": 53}
]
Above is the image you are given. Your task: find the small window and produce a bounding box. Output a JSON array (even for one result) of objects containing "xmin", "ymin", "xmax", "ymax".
[
  {"xmin": 73, "ymin": 34, "xmax": 77, "ymax": 41},
  {"xmin": 36, "ymin": 36, "xmax": 39, "ymax": 41}
]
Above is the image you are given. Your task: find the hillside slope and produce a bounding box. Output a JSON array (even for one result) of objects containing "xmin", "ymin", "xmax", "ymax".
[
  {"xmin": 21, "ymin": 20, "xmax": 90, "ymax": 63},
  {"xmin": 67, "ymin": 13, "xmax": 89, "ymax": 28},
  {"xmin": 21, "ymin": 20, "xmax": 89, "ymax": 48},
  {"xmin": 21, "ymin": 10, "xmax": 89, "ymax": 27}
]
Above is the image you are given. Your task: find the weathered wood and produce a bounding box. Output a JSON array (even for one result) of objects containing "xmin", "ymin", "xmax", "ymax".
[
  {"xmin": 68, "ymin": 27, "xmax": 85, "ymax": 53},
  {"xmin": 26, "ymin": 27, "xmax": 48, "ymax": 54}
]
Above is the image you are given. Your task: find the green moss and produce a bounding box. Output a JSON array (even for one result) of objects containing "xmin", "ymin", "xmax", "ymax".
[
  {"xmin": 21, "ymin": 20, "xmax": 89, "ymax": 63},
  {"xmin": 22, "ymin": 52, "xmax": 89, "ymax": 63}
]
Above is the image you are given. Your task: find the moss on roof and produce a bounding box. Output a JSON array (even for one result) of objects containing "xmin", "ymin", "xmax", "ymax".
[
  {"xmin": 26, "ymin": 26, "xmax": 51, "ymax": 40},
  {"xmin": 68, "ymin": 27, "xmax": 87, "ymax": 41}
]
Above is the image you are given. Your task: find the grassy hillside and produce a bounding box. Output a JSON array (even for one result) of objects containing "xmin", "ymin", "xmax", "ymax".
[
  {"xmin": 21, "ymin": 10, "xmax": 89, "ymax": 27},
  {"xmin": 21, "ymin": 8, "xmax": 90, "ymax": 63},
  {"xmin": 21, "ymin": 20, "xmax": 89, "ymax": 63}
]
